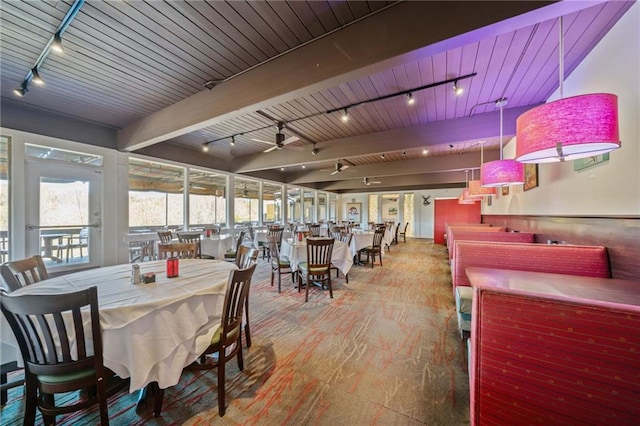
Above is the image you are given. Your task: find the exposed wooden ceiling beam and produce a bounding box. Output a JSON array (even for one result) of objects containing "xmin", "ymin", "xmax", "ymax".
[{"xmin": 117, "ymin": 1, "xmax": 554, "ymax": 152}]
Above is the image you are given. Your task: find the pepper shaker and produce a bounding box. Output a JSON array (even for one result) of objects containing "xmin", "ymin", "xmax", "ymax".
[{"xmin": 131, "ymin": 264, "xmax": 141, "ymax": 284}]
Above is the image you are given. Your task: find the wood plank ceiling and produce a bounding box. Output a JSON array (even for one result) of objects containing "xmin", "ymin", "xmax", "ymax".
[{"xmin": 0, "ymin": 1, "xmax": 634, "ymax": 193}]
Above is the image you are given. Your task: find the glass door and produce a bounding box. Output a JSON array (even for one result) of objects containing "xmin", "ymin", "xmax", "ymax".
[{"xmin": 25, "ymin": 155, "xmax": 102, "ymax": 271}]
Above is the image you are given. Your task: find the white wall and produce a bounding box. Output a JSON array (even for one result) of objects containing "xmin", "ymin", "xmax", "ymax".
[{"xmin": 486, "ymin": 3, "xmax": 640, "ymax": 216}]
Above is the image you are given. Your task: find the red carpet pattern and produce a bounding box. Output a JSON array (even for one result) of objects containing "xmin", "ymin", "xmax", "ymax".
[{"xmin": 1, "ymin": 239, "xmax": 470, "ymax": 425}]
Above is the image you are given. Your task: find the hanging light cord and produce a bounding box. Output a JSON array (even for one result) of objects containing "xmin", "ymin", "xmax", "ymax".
[
  {"xmin": 559, "ymin": 16, "xmax": 564, "ymax": 99},
  {"xmin": 499, "ymin": 102, "xmax": 504, "ymax": 160}
]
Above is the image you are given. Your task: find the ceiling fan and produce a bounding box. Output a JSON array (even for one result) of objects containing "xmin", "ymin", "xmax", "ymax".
[
  {"xmin": 251, "ymin": 122, "xmax": 304, "ymax": 153},
  {"xmin": 363, "ymin": 177, "xmax": 381, "ymax": 185},
  {"xmin": 321, "ymin": 160, "xmax": 353, "ymax": 175}
]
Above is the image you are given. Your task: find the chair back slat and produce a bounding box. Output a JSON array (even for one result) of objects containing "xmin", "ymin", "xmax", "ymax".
[
  {"xmin": 306, "ymin": 238, "xmax": 334, "ymax": 270},
  {"xmin": 157, "ymin": 231, "xmax": 173, "ymax": 243},
  {"xmin": 267, "ymin": 226, "xmax": 284, "ymax": 245},
  {"xmin": 373, "ymin": 229, "xmax": 385, "ymax": 248},
  {"xmin": 267, "ymin": 235, "xmax": 280, "ymax": 258},
  {"xmin": 220, "ymin": 265, "xmax": 256, "ymax": 347},
  {"xmin": 236, "ymin": 246, "xmax": 259, "ymax": 269},
  {"xmin": 158, "ymin": 242, "xmax": 198, "ymax": 259},
  {"xmin": 308, "ymin": 224, "xmax": 321, "ymax": 237},
  {"xmin": 177, "ymin": 232, "xmax": 202, "ymax": 258},
  {"xmin": 1, "ymin": 286, "xmax": 103, "ymax": 377},
  {"xmin": 1, "ymin": 255, "xmax": 49, "ymax": 292}
]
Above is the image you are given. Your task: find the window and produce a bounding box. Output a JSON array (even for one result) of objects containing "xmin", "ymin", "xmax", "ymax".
[
  {"xmin": 128, "ymin": 158, "xmax": 184, "ymax": 231},
  {"xmin": 368, "ymin": 194, "xmax": 379, "ymax": 225},
  {"xmin": 263, "ymin": 182, "xmax": 282, "ymax": 224},
  {"xmin": 303, "ymin": 190, "xmax": 315, "ymax": 223},
  {"xmin": 318, "ymin": 193, "xmax": 327, "ymax": 222},
  {"xmin": 189, "ymin": 169, "xmax": 226, "ymax": 227},
  {"xmin": 403, "ymin": 193, "xmax": 414, "ymax": 237},
  {"xmin": 234, "ymin": 178, "xmax": 259, "ymax": 224},
  {"xmin": 0, "ymin": 136, "xmax": 10, "ymax": 262},
  {"xmin": 287, "ymin": 187, "xmax": 301, "ymax": 223}
]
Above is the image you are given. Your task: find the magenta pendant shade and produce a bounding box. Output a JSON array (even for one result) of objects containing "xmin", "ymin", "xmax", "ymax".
[
  {"xmin": 481, "ymin": 160, "xmax": 524, "ymax": 187},
  {"xmin": 468, "ymin": 180, "xmax": 496, "ymax": 196},
  {"xmin": 516, "ymin": 93, "xmax": 620, "ymax": 163}
]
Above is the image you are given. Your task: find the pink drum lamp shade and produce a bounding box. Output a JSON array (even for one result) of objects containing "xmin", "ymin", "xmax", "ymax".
[
  {"xmin": 468, "ymin": 180, "xmax": 496, "ymax": 196},
  {"xmin": 516, "ymin": 93, "xmax": 620, "ymax": 163},
  {"xmin": 481, "ymin": 159, "xmax": 524, "ymax": 187}
]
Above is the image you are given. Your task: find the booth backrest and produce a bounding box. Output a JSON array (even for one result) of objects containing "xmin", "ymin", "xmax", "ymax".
[
  {"xmin": 452, "ymin": 241, "xmax": 610, "ymax": 293},
  {"xmin": 448, "ymin": 231, "xmax": 535, "ymax": 262},
  {"xmin": 446, "ymin": 225, "xmax": 504, "ymax": 251}
]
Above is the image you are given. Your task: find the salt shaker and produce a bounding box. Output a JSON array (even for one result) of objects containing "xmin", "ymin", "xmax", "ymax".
[{"xmin": 131, "ymin": 264, "xmax": 141, "ymax": 284}]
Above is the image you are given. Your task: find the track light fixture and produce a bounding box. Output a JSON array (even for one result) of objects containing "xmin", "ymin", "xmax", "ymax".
[
  {"xmin": 453, "ymin": 80, "xmax": 464, "ymax": 95},
  {"xmin": 341, "ymin": 108, "xmax": 349, "ymax": 122},
  {"xmin": 230, "ymin": 135, "xmax": 235, "ymax": 146},
  {"xmin": 407, "ymin": 92, "xmax": 415, "ymax": 105},
  {"xmin": 31, "ymin": 67, "xmax": 44, "ymax": 85},
  {"xmin": 52, "ymin": 32, "xmax": 64, "ymax": 53},
  {"xmin": 380, "ymin": 153, "xmax": 385, "ymax": 159},
  {"xmin": 301, "ymin": 164, "xmax": 306, "ymax": 169},
  {"xmin": 13, "ymin": 0, "xmax": 83, "ymax": 97},
  {"xmin": 311, "ymin": 144, "xmax": 319, "ymax": 155},
  {"xmin": 13, "ymin": 83, "xmax": 28, "ymax": 97},
  {"xmin": 202, "ymin": 143, "xmax": 209, "ymax": 152}
]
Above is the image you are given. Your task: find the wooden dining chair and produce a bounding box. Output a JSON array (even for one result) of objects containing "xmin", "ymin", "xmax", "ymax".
[
  {"xmin": 267, "ymin": 234, "xmax": 295, "ymax": 293},
  {"xmin": 399, "ymin": 222, "xmax": 409, "ymax": 242},
  {"xmin": 0, "ymin": 254, "xmax": 49, "ymax": 292},
  {"xmin": 177, "ymin": 231, "xmax": 212, "ymax": 259},
  {"xmin": 1, "ymin": 286, "xmax": 128, "ymax": 425},
  {"xmin": 157, "ymin": 242, "xmax": 198, "ymax": 259},
  {"xmin": 224, "ymin": 230, "xmax": 246, "ymax": 262},
  {"xmin": 235, "ymin": 246, "xmax": 259, "ymax": 348},
  {"xmin": 358, "ymin": 228, "xmax": 385, "ymax": 268},
  {"xmin": 0, "ymin": 255, "xmax": 50, "ymax": 404},
  {"xmin": 260, "ymin": 226, "xmax": 284, "ymax": 260},
  {"xmin": 308, "ymin": 224, "xmax": 321, "ymax": 237},
  {"xmin": 331, "ymin": 233, "xmax": 352, "ymax": 283},
  {"xmin": 298, "ymin": 238, "xmax": 334, "ymax": 302},
  {"xmin": 175, "ymin": 264, "xmax": 257, "ymax": 417},
  {"xmin": 157, "ymin": 230, "xmax": 173, "ymax": 243},
  {"xmin": 62, "ymin": 227, "xmax": 89, "ymax": 262}
]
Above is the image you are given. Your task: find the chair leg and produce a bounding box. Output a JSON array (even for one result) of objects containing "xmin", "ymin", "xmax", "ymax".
[
  {"xmin": 328, "ymin": 276, "xmax": 333, "ymax": 299},
  {"xmin": 270, "ymin": 269, "xmax": 275, "ymax": 287},
  {"xmin": 305, "ymin": 275, "xmax": 310, "ymax": 302},
  {"xmin": 153, "ymin": 383, "xmax": 164, "ymax": 418},
  {"xmin": 277, "ymin": 269, "xmax": 282, "ymax": 293},
  {"xmin": 345, "ymin": 273, "xmax": 349, "ymax": 284},
  {"xmin": 218, "ymin": 356, "xmax": 226, "ymax": 416},
  {"xmin": 244, "ymin": 298, "xmax": 251, "ymax": 348},
  {"xmin": 237, "ymin": 338, "xmax": 244, "ymax": 371},
  {"xmin": 24, "ymin": 377, "xmax": 37, "ymax": 426}
]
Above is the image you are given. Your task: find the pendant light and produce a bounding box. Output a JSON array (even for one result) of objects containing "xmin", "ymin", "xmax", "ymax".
[
  {"xmin": 515, "ymin": 17, "xmax": 620, "ymax": 163},
  {"xmin": 459, "ymin": 170, "xmax": 479, "ymax": 204},
  {"xmin": 469, "ymin": 141, "xmax": 497, "ymax": 196},
  {"xmin": 481, "ymin": 99, "xmax": 524, "ymax": 186}
]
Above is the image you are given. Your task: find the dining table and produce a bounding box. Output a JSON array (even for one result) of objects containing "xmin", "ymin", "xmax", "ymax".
[
  {"xmin": 5, "ymin": 259, "xmax": 237, "ymax": 396},
  {"xmin": 200, "ymin": 234, "xmax": 234, "ymax": 259},
  {"xmin": 280, "ymin": 237, "xmax": 353, "ymax": 276}
]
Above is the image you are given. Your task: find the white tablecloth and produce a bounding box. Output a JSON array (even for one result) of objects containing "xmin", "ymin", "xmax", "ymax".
[
  {"xmin": 6, "ymin": 259, "xmax": 237, "ymax": 392},
  {"xmin": 349, "ymin": 232, "xmax": 375, "ymax": 257},
  {"xmin": 280, "ymin": 238, "xmax": 353, "ymax": 275},
  {"xmin": 200, "ymin": 235, "xmax": 234, "ymax": 258},
  {"xmin": 383, "ymin": 224, "xmax": 396, "ymax": 247}
]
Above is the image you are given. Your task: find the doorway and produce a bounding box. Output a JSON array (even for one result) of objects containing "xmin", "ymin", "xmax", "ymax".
[{"xmin": 25, "ymin": 150, "xmax": 102, "ymax": 271}]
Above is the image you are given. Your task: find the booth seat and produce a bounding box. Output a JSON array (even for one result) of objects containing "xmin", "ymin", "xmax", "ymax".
[
  {"xmin": 469, "ymin": 269, "xmax": 640, "ymax": 425},
  {"xmin": 447, "ymin": 230, "xmax": 535, "ymax": 263},
  {"xmin": 452, "ymin": 242, "xmax": 610, "ymax": 338}
]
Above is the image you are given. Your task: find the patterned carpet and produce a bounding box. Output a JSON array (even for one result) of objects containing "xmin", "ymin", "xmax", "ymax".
[{"xmin": 1, "ymin": 239, "xmax": 470, "ymax": 425}]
